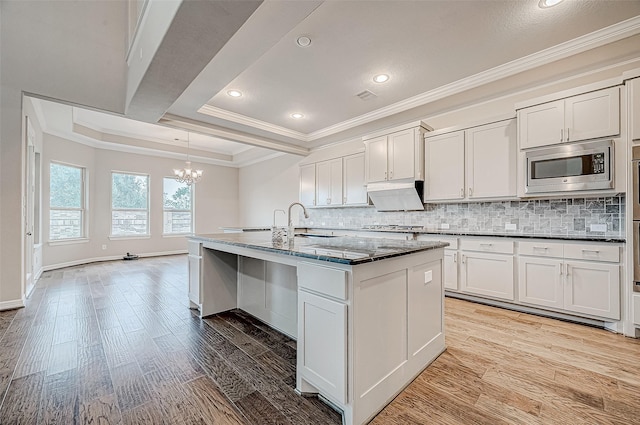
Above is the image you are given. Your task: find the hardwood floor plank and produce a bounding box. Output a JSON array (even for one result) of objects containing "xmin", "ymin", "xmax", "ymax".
[
  {"xmin": 0, "ymin": 371, "xmax": 45, "ymax": 425},
  {"xmin": 77, "ymin": 343, "xmax": 114, "ymax": 403},
  {"xmin": 110, "ymin": 361, "xmax": 152, "ymax": 412},
  {"xmin": 37, "ymin": 369, "xmax": 79, "ymax": 425},
  {"xmin": 181, "ymin": 375, "xmax": 248, "ymax": 425},
  {"xmin": 47, "ymin": 341, "xmax": 78, "ymax": 376},
  {"xmin": 236, "ymin": 390, "xmax": 292, "ymax": 425}
]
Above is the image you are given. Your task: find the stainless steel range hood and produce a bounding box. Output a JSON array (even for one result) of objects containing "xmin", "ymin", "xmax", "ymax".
[{"xmin": 367, "ymin": 181, "xmax": 425, "ymax": 211}]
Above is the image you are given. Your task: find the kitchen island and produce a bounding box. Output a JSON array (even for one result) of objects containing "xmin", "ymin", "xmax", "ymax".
[{"xmin": 188, "ymin": 232, "xmax": 447, "ymax": 425}]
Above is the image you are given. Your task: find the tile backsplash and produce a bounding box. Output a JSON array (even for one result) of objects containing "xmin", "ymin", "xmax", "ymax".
[{"xmin": 300, "ymin": 196, "xmax": 625, "ymax": 239}]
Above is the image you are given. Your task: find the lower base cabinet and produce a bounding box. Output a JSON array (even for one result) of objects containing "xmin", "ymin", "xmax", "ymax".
[
  {"xmin": 188, "ymin": 241, "xmax": 202, "ymax": 308},
  {"xmin": 518, "ymin": 241, "xmax": 620, "ymax": 321},
  {"xmin": 459, "ymin": 238, "xmax": 515, "ymax": 301},
  {"xmin": 443, "ymin": 251, "xmax": 458, "ymax": 290}
]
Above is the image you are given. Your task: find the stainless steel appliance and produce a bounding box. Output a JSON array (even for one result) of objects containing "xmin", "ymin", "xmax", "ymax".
[
  {"xmin": 632, "ymin": 146, "xmax": 640, "ymax": 292},
  {"xmin": 525, "ymin": 139, "xmax": 614, "ymax": 194}
]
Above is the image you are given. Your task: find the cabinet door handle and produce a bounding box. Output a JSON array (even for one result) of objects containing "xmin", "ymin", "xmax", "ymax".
[
  {"xmin": 461, "ymin": 254, "xmax": 466, "ymax": 264},
  {"xmin": 566, "ymin": 128, "xmax": 570, "ymax": 142},
  {"xmin": 469, "ymin": 188, "xmax": 473, "ymax": 196},
  {"xmin": 560, "ymin": 128, "xmax": 563, "ymax": 142},
  {"xmin": 566, "ymin": 264, "xmax": 570, "ymax": 276},
  {"xmin": 453, "ymin": 253, "xmax": 457, "ymax": 263},
  {"xmin": 559, "ymin": 262, "xmax": 563, "ymax": 275},
  {"xmin": 390, "ymin": 170, "xmax": 393, "ymax": 179},
  {"xmin": 460, "ymin": 188, "xmax": 464, "ymax": 197},
  {"xmin": 327, "ymin": 198, "xmax": 331, "ymax": 204},
  {"xmin": 384, "ymin": 171, "xmax": 387, "ymax": 180},
  {"xmin": 343, "ymin": 197, "xmax": 347, "ymax": 204}
]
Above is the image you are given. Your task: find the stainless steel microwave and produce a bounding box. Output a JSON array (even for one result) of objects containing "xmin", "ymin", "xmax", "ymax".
[{"xmin": 525, "ymin": 140, "xmax": 614, "ymax": 194}]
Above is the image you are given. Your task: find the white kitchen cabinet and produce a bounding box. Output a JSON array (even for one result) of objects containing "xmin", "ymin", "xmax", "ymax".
[
  {"xmin": 424, "ymin": 119, "xmax": 516, "ymax": 202},
  {"xmin": 519, "ymin": 86, "xmax": 619, "ymax": 149},
  {"xmin": 363, "ymin": 122, "xmax": 429, "ymax": 184},
  {"xmin": 564, "ymin": 260, "xmax": 620, "ymax": 320},
  {"xmin": 466, "ymin": 119, "xmax": 517, "ymax": 199},
  {"xmin": 628, "ymin": 77, "xmax": 640, "ymax": 142},
  {"xmin": 316, "ymin": 158, "xmax": 343, "ymax": 207},
  {"xmin": 343, "ymin": 153, "xmax": 368, "ymax": 205},
  {"xmin": 188, "ymin": 240, "xmax": 202, "ymax": 308},
  {"xmin": 300, "ymin": 163, "xmax": 316, "ymax": 207},
  {"xmin": 518, "ymin": 256, "xmax": 564, "ymax": 310},
  {"xmin": 460, "ymin": 238, "xmax": 514, "ymax": 301},
  {"xmin": 518, "ymin": 240, "xmax": 620, "ymax": 321},
  {"xmin": 633, "ymin": 294, "xmax": 640, "ymax": 326},
  {"xmin": 297, "ymin": 262, "xmax": 348, "ymax": 404},
  {"xmin": 424, "ymin": 130, "xmax": 465, "ymax": 201}
]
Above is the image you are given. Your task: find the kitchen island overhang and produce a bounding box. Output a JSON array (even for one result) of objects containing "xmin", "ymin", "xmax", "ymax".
[{"xmin": 187, "ymin": 233, "xmax": 448, "ymax": 425}]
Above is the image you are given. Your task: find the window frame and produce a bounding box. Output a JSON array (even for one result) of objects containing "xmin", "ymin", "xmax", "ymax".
[
  {"xmin": 110, "ymin": 171, "xmax": 150, "ymax": 238},
  {"xmin": 162, "ymin": 176, "xmax": 194, "ymax": 236},
  {"xmin": 48, "ymin": 161, "xmax": 87, "ymax": 243}
]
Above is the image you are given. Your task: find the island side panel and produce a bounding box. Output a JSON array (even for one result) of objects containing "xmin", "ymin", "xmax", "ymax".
[
  {"xmin": 350, "ymin": 248, "xmax": 445, "ymax": 425},
  {"xmin": 200, "ymin": 248, "xmax": 239, "ymax": 317}
]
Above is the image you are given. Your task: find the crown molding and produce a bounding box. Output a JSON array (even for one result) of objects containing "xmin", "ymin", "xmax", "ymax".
[
  {"xmin": 160, "ymin": 113, "xmax": 310, "ymax": 156},
  {"xmin": 197, "ymin": 104, "xmax": 310, "ymax": 141},
  {"xmin": 197, "ymin": 16, "xmax": 640, "ymax": 143}
]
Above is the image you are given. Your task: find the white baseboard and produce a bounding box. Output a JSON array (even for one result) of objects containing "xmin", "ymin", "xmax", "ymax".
[
  {"xmin": 42, "ymin": 250, "xmax": 188, "ymax": 272},
  {"xmin": 34, "ymin": 267, "xmax": 44, "ymax": 283},
  {"xmin": 0, "ymin": 298, "xmax": 25, "ymax": 311}
]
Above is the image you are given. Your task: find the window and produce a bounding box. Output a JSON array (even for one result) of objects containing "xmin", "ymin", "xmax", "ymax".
[
  {"xmin": 50, "ymin": 162, "xmax": 86, "ymax": 240},
  {"xmin": 111, "ymin": 172, "xmax": 149, "ymax": 236},
  {"xmin": 163, "ymin": 177, "xmax": 193, "ymax": 234}
]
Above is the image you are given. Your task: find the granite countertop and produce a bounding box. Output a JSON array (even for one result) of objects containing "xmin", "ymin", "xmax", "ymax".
[
  {"xmin": 190, "ymin": 233, "xmax": 448, "ymax": 265},
  {"xmin": 306, "ymin": 227, "xmax": 626, "ymax": 243}
]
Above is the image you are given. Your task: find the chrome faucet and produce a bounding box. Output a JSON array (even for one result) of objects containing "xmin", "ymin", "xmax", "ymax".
[{"xmin": 287, "ymin": 202, "xmax": 309, "ymax": 242}]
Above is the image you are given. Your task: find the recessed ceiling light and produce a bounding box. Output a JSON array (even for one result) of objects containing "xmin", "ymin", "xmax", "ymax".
[
  {"xmin": 296, "ymin": 36, "xmax": 311, "ymax": 47},
  {"xmin": 538, "ymin": 0, "xmax": 563, "ymax": 8},
  {"xmin": 291, "ymin": 113, "xmax": 304, "ymax": 119},
  {"xmin": 227, "ymin": 90, "xmax": 242, "ymax": 98},
  {"xmin": 373, "ymin": 74, "xmax": 389, "ymax": 83}
]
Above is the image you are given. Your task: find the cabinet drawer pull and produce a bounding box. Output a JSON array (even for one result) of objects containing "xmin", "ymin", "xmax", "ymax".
[
  {"xmin": 533, "ymin": 246, "xmax": 548, "ymax": 250},
  {"xmin": 480, "ymin": 243, "xmax": 493, "ymax": 247},
  {"xmin": 581, "ymin": 249, "xmax": 600, "ymax": 254}
]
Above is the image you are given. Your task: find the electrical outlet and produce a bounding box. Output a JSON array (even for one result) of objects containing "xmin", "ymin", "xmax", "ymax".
[
  {"xmin": 590, "ymin": 224, "xmax": 607, "ymax": 232},
  {"xmin": 424, "ymin": 270, "xmax": 433, "ymax": 284},
  {"xmin": 440, "ymin": 223, "xmax": 450, "ymax": 229},
  {"xmin": 505, "ymin": 223, "xmax": 517, "ymax": 231},
  {"xmin": 101, "ymin": 244, "xmax": 107, "ymax": 250}
]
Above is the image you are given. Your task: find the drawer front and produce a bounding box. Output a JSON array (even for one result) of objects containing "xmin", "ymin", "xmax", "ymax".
[
  {"xmin": 634, "ymin": 294, "xmax": 640, "ymax": 326},
  {"xmin": 519, "ymin": 241, "xmax": 563, "ymax": 258},
  {"xmin": 460, "ymin": 238, "xmax": 514, "ymax": 254},
  {"xmin": 298, "ymin": 262, "xmax": 348, "ymax": 300},
  {"xmin": 563, "ymin": 243, "xmax": 619, "ymax": 263},
  {"xmin": 188, "ymin": 240, "xmax": 202, "ymax": 256}
]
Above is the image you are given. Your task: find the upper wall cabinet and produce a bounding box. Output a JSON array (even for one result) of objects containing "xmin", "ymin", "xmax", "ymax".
[
  {"xmin": 300, "ymin": 163, "xmax": 316, "ymax": 207},
  {"xmin": 363, "ymin": 122, "xmax": 431, "ymax": 184},
  {"xmin": 629, "ymin": 77, "xmax": 640, "ymax": 143},
  {"xmin": 424, "ymin": 119, "xmax": 517, "ymax": 202},
  {"xmin": 518, "ymin": 86, "xmax": 620, "ymax": 149},
  {"xmin": 299, "ymin": 152, "xmax": 367, "ymax": 208}
]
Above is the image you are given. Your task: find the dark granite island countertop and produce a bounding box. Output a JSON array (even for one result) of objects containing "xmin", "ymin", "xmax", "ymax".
[{"xmin": 190, "ymin": 232, "xmax": 448, "ymax": 265}]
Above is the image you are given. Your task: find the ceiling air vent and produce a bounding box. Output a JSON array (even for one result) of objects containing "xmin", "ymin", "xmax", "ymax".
[{"xmin": 356, "ymin": 90, "xmax": 377, "ymax": 101}]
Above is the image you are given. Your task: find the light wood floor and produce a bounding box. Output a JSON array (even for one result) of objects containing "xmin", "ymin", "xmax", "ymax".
[{"xmin": 1, "ymin": 255, "xmax": 639, "ymax": 424}]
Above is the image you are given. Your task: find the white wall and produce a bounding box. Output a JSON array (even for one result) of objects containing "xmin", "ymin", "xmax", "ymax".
[
  {"xmin": 1, "ymin": 1, "xmax": 128, "ymax": 305},
  {"xmin": 41, "ymin": 133, "xmax": 238, "ymax": 269}
]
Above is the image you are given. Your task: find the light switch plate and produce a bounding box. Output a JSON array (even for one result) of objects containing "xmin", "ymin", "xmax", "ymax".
[
  {"xmin": 440, "ymin": 223, "xmax": 450, "ymax": 229},
  {"xmin": 590, "ymin": 224, "xmax": 607, "ymax": 232}
]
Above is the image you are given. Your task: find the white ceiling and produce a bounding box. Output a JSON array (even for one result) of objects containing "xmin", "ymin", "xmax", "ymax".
[{"xmin": 36, "ymin": 0, "xmax": 640, "ymax": 165}]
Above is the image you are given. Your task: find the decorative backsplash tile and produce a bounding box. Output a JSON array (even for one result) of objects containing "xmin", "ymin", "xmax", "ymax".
[{"xmin": 300, "ymin": 196, "xmax": 625, "ymax": 239}]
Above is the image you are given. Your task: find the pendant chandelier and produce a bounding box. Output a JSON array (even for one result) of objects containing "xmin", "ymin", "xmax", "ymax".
[{"xmin": 173, "ymin": 132, "xmax": 203, "ymax": 185}]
